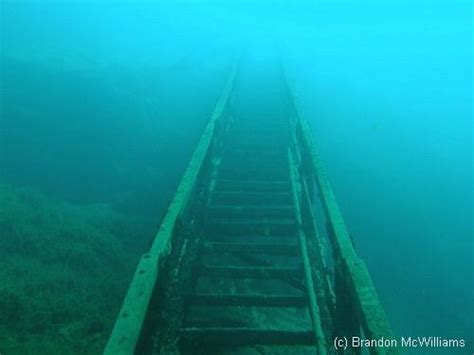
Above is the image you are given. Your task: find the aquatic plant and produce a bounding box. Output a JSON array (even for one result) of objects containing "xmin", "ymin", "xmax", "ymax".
[{"xmin": 0, "ymin": 181, "xmax": 154, "ymax": 354}]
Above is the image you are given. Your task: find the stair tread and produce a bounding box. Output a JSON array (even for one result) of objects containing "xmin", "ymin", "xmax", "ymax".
[
  {"xmin": 203, "ymin": 241, "xmax": 299, "ymax": 255},
  {"xmin": 213, "ymin": 190, "xmax": 290, "ymax": 195},
  {"xmin": 217, "ymin": 178, "xmax": 290, "ymax": 191},
  {"xmin": 209, "ymin": 204, "xmax": 293, "ymax": 210},
  {"xmin": 187, "ymin": 293, "xmax": 307, "ymax": 307},
  {"xmin": 207, "ymin": 205, "xmax": 294, "ymax": 219},
  {"xmin": 198, "ymin": 265, "xmax": 302, "ymax": 279},
  {"xmin": 206, "ymin": 234, "xmax": 298, "ymax": 241},
  {"xmin": 218, "ymin": 179, "xmax": 288, "ymax": 185},
  {"xmin": 208, "ymin": 218, "xmax": 295, "ymax": 225}
]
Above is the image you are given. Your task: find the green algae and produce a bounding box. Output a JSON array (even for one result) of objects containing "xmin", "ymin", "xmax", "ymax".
[{"xmin": 0, "ymin": 182, "xmax": 152, "ymax": 354}]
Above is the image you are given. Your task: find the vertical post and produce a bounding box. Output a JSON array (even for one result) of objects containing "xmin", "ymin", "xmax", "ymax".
[{"xmin": 300, "ymin": 177, "xmax": 336, "ymax": 320}]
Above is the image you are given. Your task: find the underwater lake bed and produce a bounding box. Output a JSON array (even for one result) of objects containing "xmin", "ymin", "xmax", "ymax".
[{"xmin": 0, "ymin": 182, "xmax": 156, "ymax": 354}]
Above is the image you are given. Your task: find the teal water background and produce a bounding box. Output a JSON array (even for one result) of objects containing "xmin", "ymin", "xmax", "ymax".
[{"xmin": 1, "ymin": 0, "xmax": 472, "ymax": 353}]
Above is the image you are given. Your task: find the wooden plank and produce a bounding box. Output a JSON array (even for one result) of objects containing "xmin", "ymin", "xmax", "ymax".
[
  {"xmin": 206, "ymin": 218, "xmax": 296, "ymax": 236},
  {"xmin": 212, "ymin": 192, "xmax": 292, "ymax": 204},
  {"xmin": 202, "ymin": 241, "xmax": 299, "ymax": 255},
  {"xmin": 218, "ymin": 178, "xmax": 288, "ymax": 185},
  {"xmin": 208, "ymin": 204, "xmax": 293, "ymax": 218},
  {"xmin": 208, "ymin": 218, "xmax": 296, "ymax": 225},
  {"xmin": 187, "ymin": 293, "xmax": 307, "ymax": 307},
  {"xmin": 198, "ymin": 265, "xmax": 302, "ymax": 279}
]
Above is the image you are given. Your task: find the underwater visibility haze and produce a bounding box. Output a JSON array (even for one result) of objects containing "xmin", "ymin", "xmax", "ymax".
[{"xmin": 0, "ymin": 0, "xmax": 472, "ymax": 353}]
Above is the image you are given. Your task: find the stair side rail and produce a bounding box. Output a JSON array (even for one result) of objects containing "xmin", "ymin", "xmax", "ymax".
[
  {"xmin": 104, "ymin": 61, "xmax": 239, "ymax": 355},
  {"xmin": 282, "ymin": 65, "xmax": 398, "ymax": 355}
]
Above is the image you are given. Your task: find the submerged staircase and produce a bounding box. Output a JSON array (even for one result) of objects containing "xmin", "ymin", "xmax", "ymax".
[
  {"xmin": 179, "ymin": 102, "xmax": 326, "ymax": 353},
  {"xmin": 104, "ymin": 55, "xmax": 398, "ymax": 355}
]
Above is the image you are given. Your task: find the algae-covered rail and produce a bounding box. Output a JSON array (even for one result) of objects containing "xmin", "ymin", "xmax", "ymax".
[{"xmin": 105, "ymin": 55, "xmax": 398, "ymax": 355}]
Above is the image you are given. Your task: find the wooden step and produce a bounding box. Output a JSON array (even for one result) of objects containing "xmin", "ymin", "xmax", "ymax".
[
  {"xmin": 205, "ymin": 234, "xmax": 298, "ymax": 243},
  {"xmin": 219, "ymin": 161, "xmax": 285, "ymax": 171},
  {"xmin": 224, "ymin": 149, "xmax": 287, "ymax": 162},
  {"xmin": 219, "ymin": 160, "xmax": 283, "ymax": 171},
  {"xmin": 206, "ymin": 218, "xmax": 296, "ymax": 236},
  {"xmin": 217, "ymin": 172, "xmax": 288, "ymax": 181},
  {"xmin": 208, "ymin": 204, "xmax": 294, "ymax": 219},
  {"xmin": 212, "ymin": 191, "xmax": 292, "ymax": 205},
  {"xmin": 226, "ymin": 133, "xmax": 289, "ymax": 144},
  {"xmin": 198, "ymin": 265, "xmax": 302, "ymax": 279},
  {"xmin": 187, "ymin": 293, "xmax": 307, "ymax": 307},
  {"xmin": 226, "ymin": 142, "xmax": 288, "ymax": 152},
  {"xmin": 180, "ymin": 327, "xmax": 315, "ymax": 346},
  {"xmin": 202, "ymin": 241, "xmax": 299, "ymax": 255},
  {"xmin": 217, "ymin": 179, "xmax": 289, "ymax": 192}
]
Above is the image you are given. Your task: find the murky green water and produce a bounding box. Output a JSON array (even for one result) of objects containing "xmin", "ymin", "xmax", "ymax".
[{"xmin": 1, "ymin": 1, "xmax": 471, "ymax": 353}]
